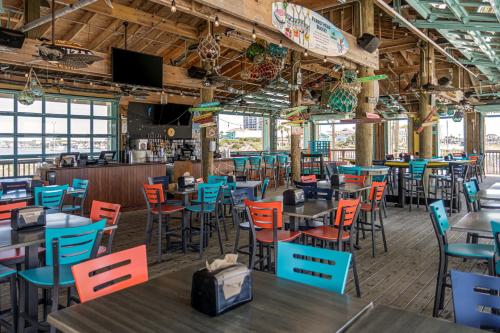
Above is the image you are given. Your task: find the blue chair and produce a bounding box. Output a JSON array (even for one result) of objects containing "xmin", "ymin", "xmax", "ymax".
[
  {"xmin": 34, "ymin": 184, "xmax": 69, "ymax": 212},
  {"xmin": 277, "ymin": 154, "xmax": 290, "ymax": 187},
  {"xmin": 404, "ymin": 160, "xmax": 428, "ymax": 212},
  {"xmin": 429, "ymin": 200, "xmax": 495, "ymax": 317},
  {"xmin": 261, "ymin": 177, "xmax": 270, "ymax": 200},
  {"xmin": 248, "ymin": 156, "xmax": 262, "ymax": 181},
  {"xmin": 62, "ymin": 179, "xmax": 89, "ymax": 216},
  {"xmin": 277, "ymin": 242, "xmax": 351, "ymax": 294},
  {"xmin": 463, "ymin": 181, "xmax": 494, "ymax": 245},
  {"xmin": 263, "ymin": 155, "xmax": 278, "ymax": 190},
  {"xmin": 18, "ymin": 220, "xmax": 106, "ymax": 328},
  {"xmin": 338, "ymin": 166, "xmax": 361, "ymax": 176},
  {"xmin": 208, "ymin": 175, "xmax": 228, "ymax": 186},
  {"xmin": 451, "ymin": 270, "xmax": 500, "ymax": 330},
  {"xmin": 492, "ymin": 221, "xmax": 500, "ymax": 276},
  {"xmin": 186, "ymin": 183, "xmax": 224, "ymax": 258},
  {"xmin": 233, "ymin": 157, "xmax": 248, "ymax": 177},
  {"xmin": 222, "ymin": 182, "xmax": 237, "ymax": 219}
]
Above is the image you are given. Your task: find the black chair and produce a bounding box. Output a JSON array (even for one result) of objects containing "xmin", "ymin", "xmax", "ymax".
[
  {"xmin": 147, "ymin": 176, "xmax": 182, "ymax": 206},
  {"xmin": 1, "ymin": 181, "xmax": 28, "ymax": 194},
  {"xmin": 232, "ymin": 188, "xmax": 257, "ymax": 268}
]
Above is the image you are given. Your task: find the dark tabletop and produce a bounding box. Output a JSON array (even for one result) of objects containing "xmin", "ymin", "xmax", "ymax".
[
  {"xmin": 264, "ymin": 195, "xmax": 337, "ymax": 219},
  {"xmin": 48, "ymin": 266, "xmax": 373, "ymax": 333},
  {"xmin": 0, "ymin": 190, "xmax": 33, "ymax": 203},
  {"xmin": 175, "ymin": 181, "xmax": 261, "ymax": 195},
  {"xmin": 0, "ymin": 213, "xmax": 115, "ymax": 251},
  {"xmin": 477, "ymin": 189, "xmax": 500, "ymax": 201},
  {"xmin": 452, "ymin": 211, "xmax": 500, "ymax": 235},
  {"xmin": 344, "ymin": 304, "xmax": 482, "ymax": 332},
  {"xmin": 317, "ymin": 181, "xmax": 371, "ymax": 194}
]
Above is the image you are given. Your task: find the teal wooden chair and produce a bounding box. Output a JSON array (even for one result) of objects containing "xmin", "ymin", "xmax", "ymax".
[
  {"xmin": 207, "ymin": 175, "xmax": 228, "ymax": 185},
  {"xmin": 222, "ymin": 182, "xmax": 237, "ymax": 219},
  {"xmin": 277, "ymin": 242, "xmax": 351, "ymax": 294},
  {"xmin": 404, "ymin": 160, "xmax": 428, "ymax": 212},
  {"xmin": 261, "ymin": 177, "xmax": 270, "ymax": 200},
  {"xmin": 263, "ymin": 155, "xmax": 278, "ymax": 190},
  {"xmin": 492, "ymin": 221, "xmax": 500, "ymax": 276},
  {"xmin": 338, "ymin": 165, "xmax": 361, "ymax": 176},
  {"xmin": 186, "ymin": 183, "xmax": 225, "ymax": 258},
  {"xmin": 34, "ymin": 184, "xmax": 69, "ymax": 212},
  {"xmin": 18, "ymin": 220, "xmax": 106, "ymax": 330},
  {"xmin": 233, "ymin": 157, "xmax": 248, "ymax": 177},
  {"xmin": 62, "ymin": 179, "xmax": 89, "ymax": 216},
  {"xmin": 248, "ymin": 156, "xmax": 262, "ymax": 181},
  {"xmin": 277, "ymin": 154, "xmax": 290, "ymax": 187},
  {"xmin": 0, "ymin": 265, "xmax": 18, "ymax": 332},
  {"xmin": 429, "ymin": 200, "xmax": 495, "ymax": 317}
]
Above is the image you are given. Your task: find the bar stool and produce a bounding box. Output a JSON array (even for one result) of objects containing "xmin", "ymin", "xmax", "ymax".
[
  {"xmin": 263, "ymin": 155, "xmax": 278, "ymax": 190},
  {"xmin": 233, "ymin": 157, "xmax": 248, "ymax": 177},
  {"xmin": 277, "ymin": 154, "xmax": 290, "ymax": 187},
  {"xmin": 403, "ymin": 160, "xmax": 428, "ymax": 212},
  {"xmin": 248, "ymin": 156, "xmax": 262, "ymax": 181},
  {"xmin": 61, "ymin": 179, "xmax": 89, "ymax": 216}
]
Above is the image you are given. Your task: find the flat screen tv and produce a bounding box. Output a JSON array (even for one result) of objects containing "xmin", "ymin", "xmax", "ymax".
[
  {"xmin": 111, "ymin": 47, "xmax": 163, "ymax": 88},
  {"xmin": 146, "ymin": 103, "xmax": 192, "ymax": 126}
]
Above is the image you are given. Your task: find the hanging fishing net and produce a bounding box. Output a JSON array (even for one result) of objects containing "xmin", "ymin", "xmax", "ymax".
[
  {"xmin": 246, "ymin": 42, "xmax": 265, "ymax": 63},
  {"xmin": 328, "ymin": 70, "xmax": 361, "ymax": 113},
  {"xmin": 197, "ymin": 35, "xmax": 220, "ymax": 63},
  {"xmin": 452, "ymin": 110, "xmax": 464, "ymax": 122},
  {"xmin": 266, "ymin": 43, "xmax": 288, "ymax": 59}
]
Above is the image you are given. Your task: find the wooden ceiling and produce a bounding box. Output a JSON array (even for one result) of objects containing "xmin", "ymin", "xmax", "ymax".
[{"xmin": 0, "ymin": 0, "xmax": 494, "ymax": 104}]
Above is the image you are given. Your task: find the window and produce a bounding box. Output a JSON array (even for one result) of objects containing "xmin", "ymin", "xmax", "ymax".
[
  {"xmin": 438, "ymin": 117, "xmax": 464, "ymax": 156},
  {"xmin": 0, "ymin": 92, "xmax": 118, "ymax": 177},
  {"xmin": 387, "ymin": 119, "xmax": 408, "ymax": 156},
  {"xmin": 317, "ymin": 124, "xmax": 333, "ymax": 149},
  {"xmin": 334, "ymin": 124, "xmax": 356, "ymax": 150},
  {"xmin": 276, "ymin": 119, "xmax": 291, "ymax": 151},
  {"xmin": 218, "ymin": 114, "xmax": 263, "ymax": 152},
  {"xmin": 315, "ymin": 122, "xmax": 356, "ymax": 161}
]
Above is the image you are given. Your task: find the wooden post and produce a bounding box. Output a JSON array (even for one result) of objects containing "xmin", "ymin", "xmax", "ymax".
[
  {"xmin": 24, "ymin": 0, "xmax": 41, "ymax": 39},
  {"xmin": 465, "ymin": 112, "xmax": 480, "ymax": 154},
  {"xmin": 200, "ymin": 87, "xmax": 214, "ymax": 181},
  {"xmin": 290, "ymin": 51, "xmax": 302, "ymax": 182},
  {"xmin": 355, "ymin": 0, "xmax": 375, "ymax": 166},
  {"xmin": 418, "ymin": 41, "xmax": 435, "ymax": 159}
]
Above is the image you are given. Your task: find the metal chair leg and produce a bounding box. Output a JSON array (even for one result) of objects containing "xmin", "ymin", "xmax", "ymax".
[
  {"xmin": 379, "ymin": 209, "xmax": 388, "ymax": 252},
  {"xmin": 157, "ymin": 214, "xmax": 163, "ymax": 263},
  {"xmin": 215, "ymin": 211, "xmax": 225, "ymax": 255}
]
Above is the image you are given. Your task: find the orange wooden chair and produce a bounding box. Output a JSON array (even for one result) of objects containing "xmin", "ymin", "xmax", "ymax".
[
  {"xmin": 90, "ymin": 200, "xmax": 121, "ymax": 256},
  {"xmin": 72, "ymin": 245, "xmax": 148, "ymax": 303},
  {"xmin": 0, "ymin": 201, "xmax": 27, "ymax": 222},
  {"xmin": 143, "ymin": 184, "xmax": 184, "ymax": 263},
  {"xmin": 303, "ymin": 198, "xmax": 361, "ymax": 296},
  {"xmin": 343, "ymin": 174, "xmax": 366, "ymax": 187},
  {"xmin": 357, "ymin": 181, "xmax": 388, "ymax": 258},
  {"xmin": 245, "ymin": 199, "xmax": 301, "ymax": 273},
  {"xmin": 300, "ymin": 175, "xmax": 317, "ymax": 183}
]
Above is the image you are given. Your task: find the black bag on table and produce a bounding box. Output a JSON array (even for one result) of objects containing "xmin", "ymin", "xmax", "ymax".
[
  {"xmin": 11, "ymin": 206, "xmax": 46, "ymax": 231},
  {"xmin": 191, "ymin": 263, "xmax": 252, "ymax": 316}
]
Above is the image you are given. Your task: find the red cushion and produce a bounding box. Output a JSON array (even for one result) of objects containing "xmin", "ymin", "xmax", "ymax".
[
  {"xmin": 0, "ymin": 247, "xmax": 45, "ymax": 262},
  {"xmin": 255, "ymin": 229, "xmax": 302, "ymax": 244},
  {"xmin": 303, "ymin": 226, "xmax": 350, "ymax": 241},
  {"xmin": 152, "ymin": 205, "xmax": 185, "ymax": 214}
]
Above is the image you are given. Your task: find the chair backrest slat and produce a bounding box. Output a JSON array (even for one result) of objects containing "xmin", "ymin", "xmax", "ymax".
[
  {"xmin": 409, "ymin": 160, "xmax": 428, "ymax": 179},
  {"xmin": 300, "ymin": 175, "xmax": 317, "ymax": 183},
  {"xmin": 207, "ymin": 175, "xmax": 228, "ymax": 186},
  {"xmin": 335, "ymin": 198, "xmax": 361, "ymax": 227},
  {"xmin": 45, "ymin": 219, "xmax": 106, "ymax": 266},
  {"xmin": 245, "ymin": 199, "xmax": 282, "ymax": 229},
  {"xmin": 71, "ymin": 179, "xmax": 89, "ymax": 199},
  {"xmin": 233, "ymin": 157, "xmax": 248, "ymax": 172},
  {"xmin": 143, "ymin": 184, "xmax": 165, "ymax": 204},
  {"xmin": 343, "ymin": 175, "xmax": 366, "ymax": 186},
  {"xmin": 72, "ymin": 245, "xmax": 148, "ymax": 303},
  {"xmin": 90, "ymin": 200, "xmax": 121, "ymax": 235},
  {"xmin": 491, "ymin": 221, "xmax": 500, "ymax": 257},
  {"xmin": 34, "ymin": 184, "xmax": 69, "ymax": 209},
  {"xmin": 369, "ymin": 181, "xmax": 387, "ymax": 202},
  {"xmin": 338, "ymin": 166, "xmax": 361, "ymax": 176},
  {"xmin": 0, "ymin": 201, "xmax": 27, "ymax": 221},
  {"xmin": 197, "ymin": 183, "xmax": 222, "ymax": 204},
  {"xmin": 451, "ymin": 270, "xmax": 500, "ymax": 330},
  {"xmin": 277, "ymin": 242, "xmax": 351, "ymax": 294}
]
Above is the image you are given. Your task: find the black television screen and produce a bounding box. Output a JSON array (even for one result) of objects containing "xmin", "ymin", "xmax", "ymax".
[
  {"xmin": 111, "ymin": 48, "xmax": 163, "ymax": 88},
  {"xmin": 146, "ymin": 103, "xmax": 192, "ymax": 126}
]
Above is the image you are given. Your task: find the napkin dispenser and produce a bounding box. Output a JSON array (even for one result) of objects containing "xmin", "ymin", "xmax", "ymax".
[
  {"xmin": 178, "ymin": 176, "xmax": 195, "ymax": 188},
  {"xmin": 330, "ymin": 174, "xmax": 345, "ymax": 187},
  {"xmin": 283, "ymin": 189, "xmax": 305, "ymax": 206},
  {"xmin": 11, "ymin": 206, "xmax": 46, "ymax": 231},
  {"xmin": 191, "ymin": 263, "xmax": 252, "ymax": 316}
]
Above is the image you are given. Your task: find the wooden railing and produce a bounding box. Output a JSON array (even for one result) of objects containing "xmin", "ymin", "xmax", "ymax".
[
  {"xmin": 485, "ymin": 150, "xmax": 500, "ymax": 175},
  {"xmin": 0, "ymin": 159, "xmax": 43, "ymax": 178},
  {"xmin": 332, "ymin": 149, "xmax": 356, "ymax": 162}
]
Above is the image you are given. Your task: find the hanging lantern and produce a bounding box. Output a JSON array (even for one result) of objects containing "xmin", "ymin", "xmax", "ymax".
[
  {"xmin": 246, "ymin": 42, "xmax": 265, "ymax": 62},
  {"xmin": 18, "ymin": 89, "xmax": 34, "ymax": 106},
  {"xmin": 28, "ymin": 69, "xmax": 44, "ymax": 98},
  {"xmin": 248, "ymin": 59, "xmax": 280, "ymax": 81},
  {"xmin": 197, "ymin": 35, "xmax": 220, "ymax": 63},
  {"xmin": 328, "ymin": 70, "xmax": 361, "ymax": 113},
  {"xmin": 452, "ymin": 110, "xmax": 464, "ymax": 122},
  {"xmin": 266, "ymin": 43, "xmax": 288, "ymax": 59},
  {"xmin": 436, "ymin": 101, "xmax": 447, "ymax": 116}
]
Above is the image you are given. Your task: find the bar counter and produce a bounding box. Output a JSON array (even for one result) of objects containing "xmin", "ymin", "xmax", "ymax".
[
  {"xmin": 173, "ymin": 158, "xmax": 234, "ymax": 180},
  {"xmin": 52, "ymin": 163, "xmax": 167, "ymax": 212}
]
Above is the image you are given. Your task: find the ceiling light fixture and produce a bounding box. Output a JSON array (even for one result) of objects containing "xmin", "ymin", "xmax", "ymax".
[{"xmin": 171, "ymin": 0, "xmax": 177, "ymax": 13}]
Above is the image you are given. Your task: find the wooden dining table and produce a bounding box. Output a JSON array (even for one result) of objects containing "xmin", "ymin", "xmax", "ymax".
[
  {"xmin": 476, "ymin": 189, "xmax": 500, "ymax": 201},
  {"xmin": 48, "ymin": 266, "xmax": 374, "ymax": 333},
  {"xmin": 0, "ymin": 187, "xmax": 86, "ymax": 203},
  {"xmin": 0, "ymin": 213, "xmax": 116, "ymax": 332},
  {"xmin": 451, "ymin": 211, "xmax": 500, "ymax": 235}
]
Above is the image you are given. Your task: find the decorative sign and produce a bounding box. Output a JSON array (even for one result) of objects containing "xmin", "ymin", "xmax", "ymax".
[
  {"xmin": 193, "ymin": 112, "xmax": 216, "ymax": 128},
  {"xmin": 166, "ymin": 127, "xmax": 176, "ymax": 137},
  {"xmin": 272, "ymin": 2, "xmax": 349, "ymax": 56},
  {"xmin": 206, "ymin": 126, "xmax": 217, "ymax": 138},
  {"xmin": 357, "ymin": 74, "xmax": 388, "ymax": 83}
]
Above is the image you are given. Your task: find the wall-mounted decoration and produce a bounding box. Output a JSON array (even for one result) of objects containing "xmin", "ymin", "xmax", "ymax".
[{"xmin": 272, "ymin": 2, "xmax": 348, "ymax": 56}]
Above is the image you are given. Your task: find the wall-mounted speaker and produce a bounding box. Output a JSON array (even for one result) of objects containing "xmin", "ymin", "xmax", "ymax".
[{"xmin": 357, "ymin": 33, "xmax": 380, "ymax": 53}]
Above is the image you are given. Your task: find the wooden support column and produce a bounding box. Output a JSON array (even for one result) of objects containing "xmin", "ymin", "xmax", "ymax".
[
  {"xmin": 24, "ymin": 0, "xmax": 41, "ymax": 39},
  {"xmin": 200, "ymin": 87, "xmax": 215, "ymax": 181},
  {"xmin": 290, "ymin": 51, "xmax": 302, "ymax": 182},
  {"xmin": 465, "ymin": 112, "xmax": 480, "ymax": 154},
  {"xmin": 418, "ymin": 42, "xmax": 435, "ymax": 159},
  {"xmin": 355, "ymin": 0, "xmax": 375, "ymax": 166}
]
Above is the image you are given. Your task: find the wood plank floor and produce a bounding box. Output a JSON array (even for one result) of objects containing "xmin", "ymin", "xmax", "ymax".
[{"xmin": 109, "ymin": 176, "xmax": 499, "ymax": 322}]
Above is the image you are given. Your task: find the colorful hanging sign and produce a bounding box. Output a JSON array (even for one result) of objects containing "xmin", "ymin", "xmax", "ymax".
[
  {"xmin": 188, "ymin": 106, "xmax": 222, "ymax": 112},
  {"xmin": 357, "ymin": 74, "xmax": 388, "ymax": 83},
  {"xmin": 271, "ymin": 2, "xmax": 349, "ymax": 57},
  {"xmin": 192, "ymin": 112, "xmax": 215, "ymax": 128}
]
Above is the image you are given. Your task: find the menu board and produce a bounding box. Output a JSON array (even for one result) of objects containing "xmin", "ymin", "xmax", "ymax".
[{"xmin": 272, "ymin": 2, "xmax": 349, "ymax": 57}]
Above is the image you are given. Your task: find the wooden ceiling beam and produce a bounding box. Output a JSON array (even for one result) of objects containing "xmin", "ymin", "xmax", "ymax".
[
  {"xmin": 62, "ymin": 11, "xmax": 95, "ymax": 41},
  {"xmin": 376, "ymin": 62, "xmax": 451, "ymax": 75}
]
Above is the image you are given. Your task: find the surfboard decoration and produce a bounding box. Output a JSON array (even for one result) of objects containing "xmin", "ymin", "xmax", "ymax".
[{"xmin": 271, "ymin": 2, "xmax": 349, "ymax": 57}]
